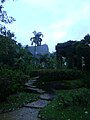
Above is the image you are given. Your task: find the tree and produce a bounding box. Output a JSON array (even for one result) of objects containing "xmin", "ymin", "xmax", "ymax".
[
  {"xmin": 30, "ymin": 30, "xmax": 44, "ymax": 56},
  {"xmin": 0, "ymin": 0, "xmax": 15, "ymax": 23},
  {"xmin": 56, "ymin": 34, "xmax": 90, "ymax": 71},
  {"xmin": 0, "ymin": 0, "xmax": 15, "ymax": 37},
  {"xmin": 56, "ymin": 41, "xmax": 77, "ymax": 69},
  {"xmin": 0, "ymin": 35, "xmax": 17, "ymax": 67}
]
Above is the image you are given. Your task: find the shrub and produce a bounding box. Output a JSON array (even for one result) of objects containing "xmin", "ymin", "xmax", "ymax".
[
  {"xmin": 0, "ymin": 77, "xmax": 10, "ymax": 102},
  {"xmin": 58, "ymin": 88, "xmax": 90, "ymax": 107},
  {"xmin": 0, "ymin": 68, "xmax": 29, "ymax": 102},
  {"xmin": 39, "ymin": 88, "xmax": 90, "ymax": 120},
  {"xmin": 83, "ymin": 75, "xmax": 90, "ymax": 88},
  {"xmin": 30, "ymin": 69, "xmax": 83, "ymax": 82},
  {"xmin": 0, "ymin": 92, "xmax": 39, "ymax": 113}
]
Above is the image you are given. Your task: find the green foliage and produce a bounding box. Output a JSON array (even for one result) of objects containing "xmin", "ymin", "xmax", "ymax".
[
  {"xmin": 30, "ymin": 31, "xmax": 44, "ymax": 57},
  {"xmin": 56, "ymin": 34, "xmax": 90, "ymax": 71},
  {"xmin": 30, "ymin": 69, "xmax": 84, "ymax": 91},
  {"xmin": 39, "ymin": 88, "xmax": 90, "ymax": 120},
  {"xmin": 30, "ymin": 31, "xmax": 43, "ymax": 46},
  {"xmin": 0, "ymin": 92, "xmax": 39, "ymax": 113},
  {"xmin": 38, "ymin": 53, "xmax": 57, "ymax": 69},
  {"xmin": 0, "ymin": 77, "xmax": 10, "ymax": 102},
  {"xmin": 0, "ymin": 35, "xmax": 40, "ymax": 101},
  {"xmin": 30, "ymin": 69, "xmax": 83, "ymax": 82},
  {"xmin": 0, "ymin": 35, "xmax": 17, "ymax": 66},
  {"xmin": 57, "ymin": 88, "xmax": 90, "ymax": 107},
  {"xmin": 0, "ymin": 68, "xmax": 30, "ymax": 102},
  {"xmin": 0, "ymin": 0, "xmax": 15, "ymax": 24},
  {"xmin": 0, "ymin": 35, "xmax": 34, "ymax": 74},
  {"xmin": 82, "ymin": 75, "xmax": 90, "ymax": 88}
]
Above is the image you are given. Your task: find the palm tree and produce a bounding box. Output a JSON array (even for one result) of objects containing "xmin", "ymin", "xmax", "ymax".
[{"xmin": 30, "ymin": 30, "xmax": 44, "ymax": 57}]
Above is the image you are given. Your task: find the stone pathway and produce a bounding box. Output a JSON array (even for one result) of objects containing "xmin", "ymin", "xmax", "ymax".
[
  {"xmin": 24, "ymin": 99, "xmax": 50, "ymax": 108},
  {"xmin": 40, "ymin": 93, "xmax": 55, "ymax": 101},
  {"xmin": 0, "ymin": 77, "xmax": 55, "ymax": 120},
  {"xmin": 24, "ymin": 87, "xmax": 45, "ymax": 94},
  {"xmin": 0, "ymin": 108, "xmax": 40, "ymax": 120},
  {"xmin": 24, "ymin": 77, "xmax": 45, "ymax": 94}
]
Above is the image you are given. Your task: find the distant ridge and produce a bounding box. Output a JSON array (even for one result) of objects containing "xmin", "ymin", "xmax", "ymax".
[{"xmin": 27, "ymin": 44, "xmax": 50, "ymax": 55}]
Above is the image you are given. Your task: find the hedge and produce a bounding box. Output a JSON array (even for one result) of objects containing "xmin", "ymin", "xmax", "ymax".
[{"xmin": 30, "ymin": 69, "xmax": 83, "ymax": 82}]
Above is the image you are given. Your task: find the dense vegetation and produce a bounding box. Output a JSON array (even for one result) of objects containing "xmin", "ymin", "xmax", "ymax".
[
  {"xmin": 56, "ymin": 34, "xmax": 90, "ymax": 70},
  {"xmin": 0, "ymin": 34, "xmax": 56, "ymax": 103},
  {"xmin": 39, "ymin": 88, "xmax": 90, "ymax": 120},
  {"xmin": 0, "ymin": 27, "xmax": 90, "ymax": 115},
  {"xmin": 30, "ymin": 69, "xmax": 83, "ymax": 81},
  {"xmin": 0, "ymin": 0, "xmax": 90, "ymax": 119},
  {"xmin": 0, "ymin": 92, "xmax": 39, "ymax": 113}
]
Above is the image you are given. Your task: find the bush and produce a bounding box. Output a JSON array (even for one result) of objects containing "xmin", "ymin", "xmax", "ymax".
[
  {"xmin": 0, "ymin": 92, "xmax": 39, "ymax": 113},
  {"xmin": 39, "ymin": 88, "xmax": 90, "ymax": 120},
  {"xmin": 0, "ymin": 77, "xmax": 10, "ymax": 102},
  {"xmin": 30, "ymin": 69, "xmax": 83, "ymax": 82},
  {"xmin": 0, "ymin": 68, "xmax": 30, "ymax": 102},
  {"xmin": 83, "ymin": 75, "xmax": 90, "ymax": 88},
  {"xmin": 58, "ymin": 88, "xmax": 90, "ymax": 107}
]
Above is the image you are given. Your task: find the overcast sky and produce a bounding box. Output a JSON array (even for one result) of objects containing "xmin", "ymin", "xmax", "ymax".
[{"xmin": 2, "ymin": 0, "xmax": 90, "ymax": 52}]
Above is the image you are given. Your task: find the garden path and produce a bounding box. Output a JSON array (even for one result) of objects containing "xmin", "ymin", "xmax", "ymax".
[{"xmin": 0, "ymin": 77, "xmax": 55, "ymax": 120}]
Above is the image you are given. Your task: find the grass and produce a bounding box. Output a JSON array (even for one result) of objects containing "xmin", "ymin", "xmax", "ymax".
[
  {"xmin": 38, "ymin": 88, "xmax": 90, "ymax": 120},
  {"xmin": 0, "ymin": 92, "xmax": 39, "ymax": 113}
]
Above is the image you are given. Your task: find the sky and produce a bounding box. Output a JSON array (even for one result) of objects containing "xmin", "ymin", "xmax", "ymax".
[{"xmin": 2, "ymin": 0, "xmax": 90, "ymax": 52}]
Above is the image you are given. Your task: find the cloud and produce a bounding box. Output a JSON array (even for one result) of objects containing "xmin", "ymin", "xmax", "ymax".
[
  {"xmin": 4, "ymin": 0, "xmax": 90, "ymax": 52},
  {"xmin": 52, "ymin": 31, "xmax": 66, "ymax": 39},
  {"xmin": 51, "ymin": 18, "xmax": 74, "ymax": 31},
  {"xmin": 22, "ymin": 0, "xmax": 61, "ymax": 13}
]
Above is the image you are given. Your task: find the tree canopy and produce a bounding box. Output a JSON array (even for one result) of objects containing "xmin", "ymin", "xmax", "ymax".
[
  {"xmin": 56, "ymin": 34, "xmax": 90, "ymax": 71},
  {"xmin": 30, "ymin": 31, "xmax": 44, "ymax": 46}
]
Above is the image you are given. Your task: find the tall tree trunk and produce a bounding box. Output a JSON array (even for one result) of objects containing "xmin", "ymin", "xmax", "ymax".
[{"xmin": 34, "ymin": 43, "xmax": 36, "ymax": 57}]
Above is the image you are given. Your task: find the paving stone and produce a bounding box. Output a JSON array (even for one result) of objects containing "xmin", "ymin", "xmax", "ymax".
[
  {"xmin": 40, "ymin": 93, "xmax": 55, "ymax": 101},
  {"xmin": 24, "ymin": 77, "xmax": 39, "ymax": 87},
  {"xmin": 25, "ymin": 80, "xmax": 36, "ymax": 86},
  {"xmin": 24, "ymin": 99, "xmax": 50, "ymax": 108},
  {"xmin": 0, "ymin": 107, "xmax": 40, "ymax": 120},
  {"xmin": 24, "ymin": 87, "xmax": 45, "ymax": 94},
  {"xmin": 25, "ymin": 84, "xmax": 36, "ymax": 88}
]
